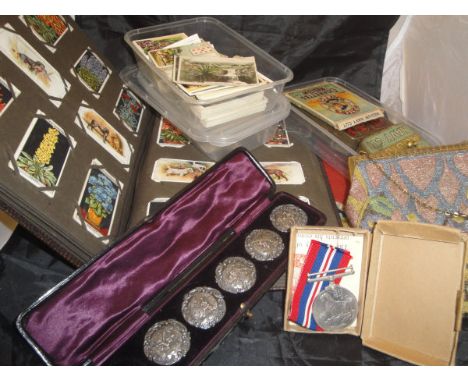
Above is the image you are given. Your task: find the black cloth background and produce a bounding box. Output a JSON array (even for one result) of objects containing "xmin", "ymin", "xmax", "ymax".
[{"xmin": 2, "ymin": 15, "xmax": 467, "ymax": 366}]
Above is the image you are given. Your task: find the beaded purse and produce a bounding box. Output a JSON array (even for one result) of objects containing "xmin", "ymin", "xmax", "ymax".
[{"xmin": 345, "ymin": 144, "xmax": 468, "ymax": 232}]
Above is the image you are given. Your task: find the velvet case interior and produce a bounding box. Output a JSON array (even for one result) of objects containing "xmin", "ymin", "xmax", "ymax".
[
  {"xmin": 106, "ymin": 192, "xmax": 325, "ymax": 365},
  {"xmin": 17, "ymin": 149, "xmax": 326, "ymax": 365}
]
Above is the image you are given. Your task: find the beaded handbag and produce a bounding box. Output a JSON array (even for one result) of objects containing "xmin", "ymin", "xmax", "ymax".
[{"xmin": 345, "ymin": 144, "xmax": 468, "ymax": 232}]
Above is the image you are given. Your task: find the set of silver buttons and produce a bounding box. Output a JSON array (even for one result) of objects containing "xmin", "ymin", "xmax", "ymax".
[{"xmin": 142, "ymin": 203, "xmax": 308, "ymax": 365}]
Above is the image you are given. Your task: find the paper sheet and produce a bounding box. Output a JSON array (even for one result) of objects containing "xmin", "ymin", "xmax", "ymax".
[{"xmin": 0, "ymin": 211, "xmax": 17, "ymax": 250}]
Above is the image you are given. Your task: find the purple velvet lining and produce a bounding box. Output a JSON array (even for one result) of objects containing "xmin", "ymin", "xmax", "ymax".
[
  {"xmin": 101, "ymin": 192, "xmax": 327, "ymax": 365},
  {"xmin": 23, "ymin": 152, "xmax": 271, "ymax": 365}
]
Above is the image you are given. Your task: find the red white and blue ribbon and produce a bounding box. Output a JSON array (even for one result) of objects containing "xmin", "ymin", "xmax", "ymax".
[{"xmin": 289, "ymin": 240, "xmax": 352, "ymax": 331}]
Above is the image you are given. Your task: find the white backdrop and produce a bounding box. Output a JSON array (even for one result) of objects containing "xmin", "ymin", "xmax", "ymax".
[
  {"xmin": 381, "ymin": 15, "xmax": 468, "ymax": 145},
  {"xmin": 0, "ymin": 211, "xmax": 17, "ymax": 250}
]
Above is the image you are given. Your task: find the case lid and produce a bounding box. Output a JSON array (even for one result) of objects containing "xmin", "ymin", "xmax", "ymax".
[
  {"xmin": 18, "ymin": 148, "xmax": 275, "ymax": 365},
  {"xmin": 361, "ymin": 221, "xmax": 466, "ymax": 366}
]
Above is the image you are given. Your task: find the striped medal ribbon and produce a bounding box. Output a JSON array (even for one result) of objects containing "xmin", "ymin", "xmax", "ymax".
[{"xmin": 289, "ymin": 240, "xmax": 352, "ymax": 331}]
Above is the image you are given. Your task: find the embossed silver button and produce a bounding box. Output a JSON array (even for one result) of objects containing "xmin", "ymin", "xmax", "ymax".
[
  {"xmin": 244, "ymin": 229, "xmax": 284, "ymax": 261},
  {"xmin": 143, "ymin": 319, "xmax": 191, "ymax": 365},
  {"xmin": 269, "ymin": 204, "xmax": 308, "ymax": 232},
  {"xmin": 181, "ymin": 286, "xmax": 226, "ymax": 330},
  {"xmin": 215, "ymin": 257, "xmax": 257, "ymax": 294}
]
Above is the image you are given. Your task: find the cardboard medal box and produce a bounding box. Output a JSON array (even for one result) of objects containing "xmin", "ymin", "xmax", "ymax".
[
  {"xmin": 284, "ymin": 222, "xmax": 466, "ymax": 366},
  {"xmin": 17, "ymin": 148, "xmax": 327, "ymax": 365}
]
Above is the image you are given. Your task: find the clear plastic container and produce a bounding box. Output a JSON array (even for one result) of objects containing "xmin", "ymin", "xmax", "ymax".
[
  {"xmin": 285, "ymin": 78, "xmax": 442, "ymax": 177},
  {"xmin": 120, "ymin": 65, "xmax": 290, "ymax": 160},
  {"xmin": 124, "ymin": 17, "xmax": 293, "ymax": 106}
]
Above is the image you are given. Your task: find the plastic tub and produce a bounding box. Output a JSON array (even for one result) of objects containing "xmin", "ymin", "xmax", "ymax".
[
  {"xmin": 124, "ymin": 17, "xmax": 293, "ymax": 107},
  {"xmin": 285, "ymin": 78, "xmax": 442, "ymax": 177},
  {"xmin": 120, "ymin": 65, "xmax": 290, "ymax": 160}
]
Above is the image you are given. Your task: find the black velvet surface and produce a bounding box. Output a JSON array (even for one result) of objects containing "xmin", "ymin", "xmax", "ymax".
[
  {"xmin": 4, "ymin": 15, "xmax": 467, "ymax": 366},
  {"xmin": 76, "ymin": 15, "xmax": 394, "ymax": 97}
]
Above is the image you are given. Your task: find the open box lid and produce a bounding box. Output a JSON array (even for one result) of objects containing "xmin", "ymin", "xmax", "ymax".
[
  {"xmin": 361, "ymin": 221, "xmax": 466, "ymax": 366},
  {"xmin": 17, "ymin": 148, "xmax": 277, "ymax": 365}
]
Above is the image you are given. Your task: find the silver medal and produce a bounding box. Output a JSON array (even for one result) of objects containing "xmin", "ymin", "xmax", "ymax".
[
  {"xmin": 215, "ymin": 257, "xmax": 257, "ymax": 294},
  {"xmin": 312, "ymin": 284, "xmax": 358, "ymax": 331},
  {"xmin": 269, "ymin": 204, "xmax": 308, "ymax": 233},
  {"xmin": 244, "ymin": 229, "xmax": 284, "ymax": 261},
  {"xmin": 181, "ymin": 286, "xmax": 226, "ymax": 330},
  {"xmin": 143, "ymin": 319, "xmax": 191, "ymax": 365}
]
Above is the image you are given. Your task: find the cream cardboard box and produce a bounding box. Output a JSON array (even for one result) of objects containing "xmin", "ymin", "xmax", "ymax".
[{"xmin": 284, "ymin": 221, "xmax": 466, "ymax": 366}]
